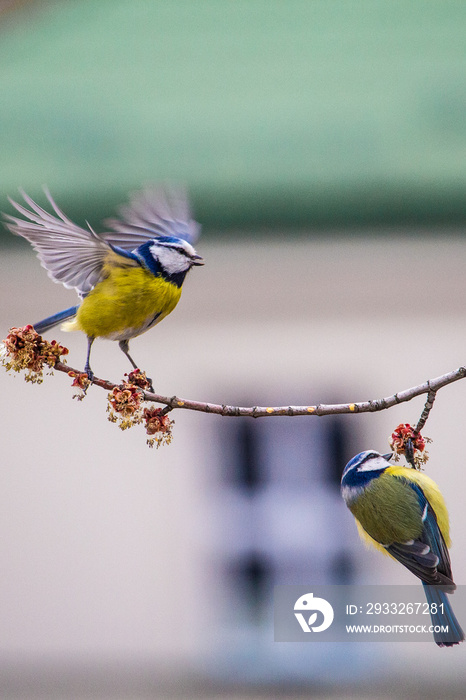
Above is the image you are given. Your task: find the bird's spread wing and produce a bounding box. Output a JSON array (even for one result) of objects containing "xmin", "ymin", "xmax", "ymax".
[
  {"xmin": 103, "ymin": 186, "xmax": 201, "ymax": 249},
  {"xmin": 4, "ymin": 189, "xmax": 112, "ymax": 297},
  {"xmin": 385, "ymin": 479, "xmax": 455, "ymax": 589}
]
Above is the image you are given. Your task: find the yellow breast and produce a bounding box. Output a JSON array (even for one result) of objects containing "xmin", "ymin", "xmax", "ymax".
[{"xmin": 66, "ymin": 265, "xmax": 182, "ymax": 341}]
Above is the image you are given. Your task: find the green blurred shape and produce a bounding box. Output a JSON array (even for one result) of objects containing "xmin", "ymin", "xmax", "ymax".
[{"xmin": 1, "ymin": 0, "xmax": 466, "ymax": 232}]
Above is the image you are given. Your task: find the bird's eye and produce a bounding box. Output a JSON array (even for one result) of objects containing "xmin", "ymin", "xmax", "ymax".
[
  {"xmin": 175, "ymin": 247, "xmax": 190, "ymax": 257},
  {"xmin": 357, "ymin": 452, "xmax": 378, "ymax": 469}
]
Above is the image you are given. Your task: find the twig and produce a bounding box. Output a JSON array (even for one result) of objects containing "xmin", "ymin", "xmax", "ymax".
[
  {"xmin": 51, "ymin": 362, "xmax": 466, "ymax": 419},
  {"xmin": 415, "ymin": 388, "xmax": 437, "ymax": 434}
]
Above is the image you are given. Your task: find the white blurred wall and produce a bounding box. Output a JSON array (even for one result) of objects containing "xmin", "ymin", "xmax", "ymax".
[{"xmin": 1, "ymin": 232, "xmax": 466, "ymax": 692}]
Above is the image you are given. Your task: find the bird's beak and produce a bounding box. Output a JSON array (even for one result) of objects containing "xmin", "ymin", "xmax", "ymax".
[
  {"xmin": 192, "ymin": 254, "xmax": 204, "ymax": 266},
  {"xmin": 382, "ymin": 452, "xmax": 393, "ymax": 461}
]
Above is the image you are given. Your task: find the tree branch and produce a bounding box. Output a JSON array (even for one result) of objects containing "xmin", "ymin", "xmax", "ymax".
[
  {"xmin": 52, "ymin": 361, "xmax": 466, "ymax": 418},
  {"xmin": 415, "ymin": 388, "xmax": 437, "ymax": 434}
]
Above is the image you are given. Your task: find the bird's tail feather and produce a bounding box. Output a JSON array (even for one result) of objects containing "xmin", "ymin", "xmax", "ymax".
[
  {"xmin": 423, "ymin": 583, "xmax": 465, "ymax": 647},
  {"xmin": 33, "ymin": 306, "xmax": 79, "ymax": 334}
]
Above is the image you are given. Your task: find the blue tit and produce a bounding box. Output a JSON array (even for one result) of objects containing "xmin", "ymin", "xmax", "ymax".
[
  {"xmin": 341, "ymin": 450, "xmax": 464, "ymax": 647},
  {"xmin": 3, "ymin": 187, "xmax": 203, "ymax": 381}
]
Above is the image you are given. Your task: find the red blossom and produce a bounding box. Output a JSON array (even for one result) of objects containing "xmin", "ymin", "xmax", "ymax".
[
  {"xmin": 2, "ymin": 325, "xmax": 68, "ymax": 382},
  {"xmin": 143, "ymin": 407, "xmax": 169, "ymax": 434},
  {"xmin": 389, "ymin": 422, "xmax": 430, "ymax": 469},
  {"xmin": 108, "ymin": 383, "xmax": 142, "ymax": 416},
  {"xmin": 143, "ymin": 407, "xmax": 174, "ymax": 447},
  {"xmin": 68, "ymin": 371, "xmax": 90, "ymax": 388},
  {"xmin": 68, "ymin": 370, "xmax": 91, "ymax": 399},
  {"xmin": 125, "ymin": 369, "xmax": 151, "ymax": 390},
  {"xmin": 390, "ymin": 423, "xmax": 425, "ymax": 454}
]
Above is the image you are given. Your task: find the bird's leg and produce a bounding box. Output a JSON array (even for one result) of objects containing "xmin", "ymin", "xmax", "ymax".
[
  {"xmin": 404, "ymin": 437, "xmax": 416, "ymax": 469},
  {"xmin": 118, "ymin": 340, "xmax": 154, "ymax": 391},
  {"xmin": 118, "ymin": 339, "xmax": 138, "ymax": 369},
  {"xmin": 84, "ymin": 336, "xmax": 95, "ymax": 382}
]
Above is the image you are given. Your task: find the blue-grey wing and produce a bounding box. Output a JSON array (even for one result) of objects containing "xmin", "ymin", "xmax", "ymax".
[
  {"xmin": 103, "ymin": 185, "xmax": 201, "ymax": 249},
  {"xmin": 385, "ymin": 479, "xmax": 455, "ymax": 589},
  {"xmin": 4, "ymin": 189, "xmax": 111, "ymax": 297}
]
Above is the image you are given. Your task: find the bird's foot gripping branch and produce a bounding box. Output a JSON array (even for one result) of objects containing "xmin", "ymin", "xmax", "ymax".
[
  {"xmin": 1, "ymin": 325, "xmax": 173, "ymax": 448},
  {"xmin": 389, "ymin": 423, "xmax": 432, "ymax": 470}
]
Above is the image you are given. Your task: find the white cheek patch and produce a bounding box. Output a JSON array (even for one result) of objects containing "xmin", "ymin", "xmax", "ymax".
[
  {"xmin": 151, "ymin": 244, "xmax": 191, "ymax": 275},
  {"xmin": 357, "ymin": 455, "xmax": 389, "ymax": 472}
]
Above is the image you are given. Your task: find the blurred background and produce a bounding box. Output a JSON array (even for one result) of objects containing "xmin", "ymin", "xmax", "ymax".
[{"xmin": 1, "ymin": 1, "xmax": 466, "ymax": 698}]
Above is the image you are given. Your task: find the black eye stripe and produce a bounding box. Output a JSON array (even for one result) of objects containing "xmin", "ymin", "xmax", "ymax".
[
  {"xmin": 158, "ymin": 243, "xmax": 190, "ymax": 256},
  {"xmin": 358, "ymin": 452, "xmax": 379, "ymax": 468}
]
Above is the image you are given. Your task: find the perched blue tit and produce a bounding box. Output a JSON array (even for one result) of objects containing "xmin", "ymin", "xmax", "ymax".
[
  {"xmin": 341, "ymin": 450, "xmax": 464, "ymax": 647},
  {"xmin": 3, "ymin": 187, "xmax": 203, "ymax": 381}
]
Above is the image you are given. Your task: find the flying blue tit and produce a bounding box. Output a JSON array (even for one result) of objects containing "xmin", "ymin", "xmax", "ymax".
[
  {"xmin": 341, "ymin": 450, "xmax": 464, "ymax": 647},
  {"xmin": 3, "ymin": 187, "xmax": 203, "ymax": 381}
]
